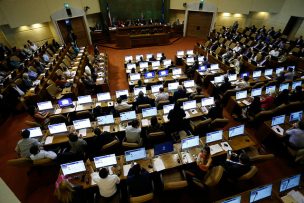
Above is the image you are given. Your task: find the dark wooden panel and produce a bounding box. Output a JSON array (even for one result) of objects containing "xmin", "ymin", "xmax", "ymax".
[{"xmin": 186, "ymin": 11, "xmax": 213, "ymax": 39}]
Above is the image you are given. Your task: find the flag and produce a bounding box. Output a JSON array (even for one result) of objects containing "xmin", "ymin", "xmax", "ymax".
[
  {"xmin": 106, "ymin": 2, "xmax": 112, "ymax": 27},
  {"xmin": 161, "ymin": 0, "xmax": 165, "ymax": 23}
]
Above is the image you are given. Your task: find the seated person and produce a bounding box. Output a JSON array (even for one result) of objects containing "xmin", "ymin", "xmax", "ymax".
[
  {"xmin": 68, "ymin": 132, "xmax": 87, "ymax": 156},
  {"xmin": 285, "ymin": 121, "xmax": 304, "ymax": 149},
  {"xmin": 28, "ymin": 106, "xmax": 50, "ymax": 127},
  {"xmin": 114, "ymin": 97, "xmax": 132, "ymax": 112},
  {"xmin": 234, "ymin": 76, "xmax": 250, "ymax": 89},
  {"xmin": 127, "ymin": 163, "xmax": 153, "ymax": 197},
  {"xmin": 55, "ymin": 75, "xmax": 69, "ymax": 88},
  {"xmin": 290, "ymin": 86, "xmax": 304, "ymax": 102},
  {"xmin": 29, "ymin": 145, "xmax": 57, "ymax": 160},
  {"xmin": 15, "ymin": 129, "xmax": 42, "ymax": 158},
  {"xmin": 275, "ymin": 89, "xmax": 290, "ymax": 106},
  {"xmin": 219, "ymin": 76, "xmax": 232, "ymax": 93},
  {"xmin": 135, "ymin": 91, "xmax": 150, "ymax": 107},
  {"xmin": 261, "ymin": 91, "xmax": 276, "ymax": 110},
  {"xmin": 125, "ymin": 119, "xmax": 142, "ymax": 144},
  {"xmin": 155, "ymin": 87, "xmax": 169, "ymax": 105},
  {"xmin": 22, "ymin": 73, "xmax": 33, "ymax": 89},
  {"xmin": 246, "ymin": 96, "xmax": 261, "ymax": 117},
  {"xmin": 173, "ymin": 85, "xmax": 187, "ymax": 102},
  {"xmin": 222, "ymin": 151, "xmax": 251, "ymax": 179},
  {"xmin": 147, "ymin": 116, "xmax": 164, "ymax": 134},
  {"xmin": 168, "ymin": 102, "xmax": 186, "ymax": 133},
  {"xmin": 190, "ymin": 86, "xmax": 204, "ymax": 99},
  {"xmin": 90, "ymin": 128, "xmax": 116, "ymax": 154},
  {"xmin": 284, "ymin": 67, "xmax": 295, "ymax": 81},
  {"xmin": 207, "ymin": 100, "xmax": 223, "ymax": 120}
]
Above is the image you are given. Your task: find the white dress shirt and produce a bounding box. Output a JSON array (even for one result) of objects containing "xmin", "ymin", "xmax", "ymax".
[{"xmin": 91, "ymin": 172, "xmax": 120, "ymax": 197}]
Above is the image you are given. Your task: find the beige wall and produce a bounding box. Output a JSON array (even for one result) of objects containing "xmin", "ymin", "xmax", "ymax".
[
  {"xmin": 170, "ymin": 0, "xmax": 200, "ymax": 10},
  {"xmin": 215, "ymin": 13, "xmax": 247, "ymax": 31},
  {"xmin": 169, "ymin": 10, "xmax": 186, "ymax": 24}
]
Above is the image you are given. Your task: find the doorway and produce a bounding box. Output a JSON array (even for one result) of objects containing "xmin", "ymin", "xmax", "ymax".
[
  {"xmin": 283, "ymin": 16, "xmax": 304, "ymax": 40},
  {"xmin": 186, "ymin": 11, "xmax": 213, "ymax": 39}
]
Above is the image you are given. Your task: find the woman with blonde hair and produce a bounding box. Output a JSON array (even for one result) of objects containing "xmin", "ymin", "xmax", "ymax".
[{"xmin": 54, "ymin": 176, "xmax": 74, "ymax": 203}]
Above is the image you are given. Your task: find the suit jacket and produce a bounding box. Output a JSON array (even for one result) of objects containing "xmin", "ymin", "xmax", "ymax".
[
  {"xmin": 173, "ymin": 90, "xmax": 187, "ymax": 102},
  {"xmin": 223, "ymin": 160, "xmax": 251, "ymax": 178}
]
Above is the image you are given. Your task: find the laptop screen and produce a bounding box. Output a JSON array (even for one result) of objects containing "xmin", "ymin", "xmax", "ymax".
[
  {"xmin": 151, "ymin": 84, "xmax": 163, "ymax": 93},
  {"xmin": 130, "ymin": 73, "xmax": 141, "ymax": 81},
  {"xmin": 163, "ymin": 59, "xmax": 171, "ymax": 66},
  {"xmin": 25, "ymin": 127, "xmax": 43, "ymax": 138},
  {"xmin": 172, "ymin": 68, "xmax": 182, "ymax": 75},
  {"xmin": 198, "ymin": 56, "xmax": 204, "ymax": 62},
  {"xmin": 146, "ymin": 54, "xmax": 153, "ymax": 60},
  {"xmin": 210, "ymin": 64, "xmax": 219, "ymax": 70},
  {"xmin": 198, "ymin": 65, "xmax": 207, "ymax": 72},
  {"xmin": 253, "ymin": 70, "xmax": 262, "ymax": 78},
  {"xmin": 251, "ymin": 88, "xmax": 262, "ymax": 97},
  {"xmin": 94, "ymin": 154, "xmax": 117, "ymax": 168},
  {"xmin": 73, "ymin": 118, "xmax": 91, "ymax": 130},
  {"xmin": 120, "ymin": 111, "xmax": 137, "ymax": 122},
  {"xmin": 265, "ymin": 85, "xmax": 276, "ymax": 94},
  {"xmin": 97, "ymin": 115, "xmax": 115, "ymax": 125},
  {"xmin": 139, "ymin": 62, "xmax": 149, "ymax": 68},
  {"xmin": 181, "ymin": 136, "xmax": 200, "ymax": 150},
  {"xmin": 158, "ymin": 70, "xmax": 169, "ymax": 77},
  {"xmin": 135, "ymin": 55, "xmax": 143, "ymax": 61},
  {"xmin": 77, "ymin": 95, "xmax": 92, "ymax": 104},
  {"xmin": 276, "ymin": 67, "xmax": 284, "ymax": 75},
  {"xmin": 177, "ymin": 50, "xmax": 184, "ymax": 56},
  {"xmin": 279, "ymin": 83, "xmax": 289, "ymax": 92},
  {"xmin": 144, "ymin": 72, "xmax": 155, "ymax": 79},
  {"xmin": 61, "ymin": 160, "xmax": 86, "ymax": 176},
  {"xmin": 168, "ymin": 82, "xmax": 179, "ymax": 91},
  {"xmin": 134, "ymin": 87, "xmax": 147, "ymax": 96},
  {"xmin": 228, "ymin": 74, "xmax": 237, "ymax": 82},
  {"xmin": 214, "ymin": 75, "xmax": 224, "ymax": 83},
  {"xmin": 271, "ymin": 115, "xmax": 285, "ymax": 126},
  {"xmin": 249, "ymin": 184, "xmax": 272, "ymax": 203},
  {"xmin": 58, "ymin": 98, "xmax": 73, "ymax": 108},
  {"xmin": 222, "ymin": 196, "xmax": 241, "ymax": 203},
  {"xmin": 184, "ymin": 80, "xmax": 195, "ymax": 88},
  {"xmin": 186, "ymin": 57, "xmax": 194, "ymax": 63},
  {"xmin": 201, "ymin": 97, "xmax": 214, "ymax": 106},
  {"xmin": 289, "ymin": 111, "xmax": 303, "ymax": 122},
  {"xmin": 116, "ymin": 89, "xmax": 129, "ymax": 98},
  {"xmin": 48, "ymin": 123, "xmax": 68, "ymax": 134},
  {"xmin": 127, "ymin": 63, "xmax": 136, "ymax": 70},
  {"xmin": 183, "ymin": 100, "xmax": 197, "ymax": 110},
  {"xmin": 151, "ymin": 61, "xmax": 160, "ymax": 67},
  {"xmin": 240, "ymin": 72, "xmax": 249, "ymax": 78},
  {"xmin": 156, "ymin": 53, "xmax": 162, "ymax": 58},
  {"xmin": 236, "ymin": 90, "xmax": 248, "ymax": 100},
  {"xmin": 264, "ymin": 69, "xmax": 273, "ymax": 76},
  {"xmin": 292, "ymin": 81, "xmax": 302, "ymax": 90},
  {"xmin": 154, "ymin": 141, "xmax": 174, "ymax": 156},
  {"xmin": 97, "ymin": 92, "xmax": 111, "ymax": 101},
  {"xmin": 163, "ymin": 104, "xmax": 174, "ymax": 114},
  {"xmin": 125, "ymin": 55, "xmax": 133, "ymax": 62},
  {"xmin": 142, "ymin": 107, "xmax": 157, "ymax": 118},
  {"xmin": 279, "ymin": 174, "xmax": 301, "ymax": 193},
  {"xmin": 125, "ymin": 147, "xmax": 146, "ymax": 162},
  {"xmin": 287, "ymin": 65, "xmax": 295, "ymax": 72},
  {"xmin": 37, "ymin": 101, "xmax": 53, "ymax": 111},
  {"xmin": 28, "ymin": 71, "xmax": 38, "ymax": 78},
  {"xmin": 186, "ymin": 50, "xmax": 194, "ymax": 55},
  {"xmin": 206, "ymin": 130, "xmax": 223, "ymax": 144},
  {"xmin": 229, "ymin": 125, "xmax": 245, "ymax": 138}
]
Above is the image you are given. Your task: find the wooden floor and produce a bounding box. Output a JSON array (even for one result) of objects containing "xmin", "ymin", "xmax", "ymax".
[{"xmin": 0, "ymin": 37, "xmax": 303, "ymax": 203}]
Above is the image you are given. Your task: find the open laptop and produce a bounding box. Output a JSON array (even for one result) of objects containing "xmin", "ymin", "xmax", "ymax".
[
  {"xmin": 289, "ymin": 111, "xmax": 303, "ymax": 123},
  {"xmin": 73, "ymin": 118, "xmax": 91, "ymax": 130},
  {"xmin": 151, "ymin": 61, "xmax": 160, "ymax": 67},
  {"xmin": 221, "ymin": 196, "xmax": 241, "ymax": 203},
  {"xmin": 154, "ymin": 141, "xmax": 174, "ymax": 156},
  {"xmin": 97, "ymin": 115, "xmax": 115, "ymax": 126},
  {"xmin": 172, "ymin": 68, "xmax": 182, "ymax": 76},
  {"xmin": 228, "ymin": 74, "xmax": 237, "ymax": 82},
  {"xmin": 151, "ymin": 84, "xmax": 163, "ymax": 94},
  {"xmin": 265, "ymin": 85, "xmax": 276, "ymax": 95},
  {"xmin": 251, "ymin": 88, "xmax": 262, "ymax": 97},
  {"xmin": 176, "ymin": 50, "xmax": 184, "ymax": 57},
  {"xmin": 279, "ymin": 83, "xmax": 289, "ymax": 92},
  {"xmin": 77, "ymin": 95, "xmax": 92, "ymax": 105},
  {"xmin": 156, "ymin": 53, "xmax": 162, "ymax": 59},
  {"xmin": 97, "ymin": 92, "xmax": 111, "ymax": 102},
  {"xmin": 183, "ymin": 100, "xmax": 197, "ymax": 114},
  {"xmin": 271, "ymin": 115, "xmax": 285, "ymax": 126},
  {"xmin": 198, "ymin": 56, "xmax": 204, "ymax": 62},
  {"xmin": 292, "ymin": 81, "xmax": 302, "ymax": 90},
  {"xmin": 214, "ymin": 75, "xmax": 224, "ymax": 84},
  {"xmin": 139, "ymin": 62, "xmax": 149, "ymax": 69},
  {"xmin": 142, "ymin": 107, "xmax": 157, "ymax": 118},
  {"xmin": 279, "ymin": 174, "xmax": 301, "ymax": 194},
  {"xmin": 135, "ymin": 55, "xmax": 144, "ymax": 61},
  {"xmin": 120, "ymin": 110, "xmax": 137, "ymax": 122},
  {"xmin": 125, "ymin": 147, "xmax": 146, "ymax": 162},
  {"xmin": 158, "ymin": 69, "xmax": 169, "ymax": 77},
  {"xmin": 115, "ymin": 89, "xmax": 129, "ymax": 99},
  {"xmin": 240, "ymin": 72, "xmax": 249, "ymax": 79},
  {"xmin": 210, "ymin": 64, "xmax": 219, "ymax": 71},
  {"xmin": 183, "ymin": 80, "xmax": 195, "ymax": 93},
  {"xmin": 168, "ymin": 82, "xmax": 179, "ymax": 92},
  {"xmin": 264, "ymin": 68, "xmax": 273, "ymax": 78},
  {"xmin": 198, "ymin": 65, "xmax": 208, "ymax": 72},
  {"xmin": 146, "ymin": 54, "xmax": 153, "ymax": 60},
  {"xmin": 58, "ymin": 98, "xmax": 73, "ymax": 108},
  {"xmin": 228, "ymin": 125, "xmax": 245, "ymax": 139},
  {"xmin": 134, "ymin": 87, "xmax": 147, "ymax": 96},
  {"xmin": 37, "ymin": 101, "xmax": 53, "ymax": 111},
  {"xmin": 249, "ymin": 184, "xmax": 273, "ymax": 203},
  {"xmin": 252, "ymin": 70, "xmax": 262, "ymax": 79},
  {"xmin": 181, "ymin": 136, "xmax": 200, "ymax": 150},
  {"xmin": 126, "ymin": 63, "xmax": 136, "ymax": 70},
  {"xmin": 144, "ymin": 72, "xmax": 155, "ymax": 79},
  {"xmin": 276, "ymin": 67, "xmax": 285, "ymax": 75},
  {"xmin": 163, "ymin": 104, "xmax": 174, "ymax": 115},
  {"xmin": 130, "ymin": 73, "xmax": 141, "ymax": 81},
  {"xmin": 24, "ymin": 127, "xmax": 43, "ymax": 138},
  {"xmin": 186, "ymin": 50, "xmax": 194, "ymax": 55},
  {"xmin": 163, "ymin": 59, "xmax": 171, "ymax": 66},
  {"xmin": 206, "ymin": 130, "xmax": 223, "ymax": 144},
  {"xmin": 201, "ymin": 97, "xmax": 215, "ymax": 113},
  {"xmin": 94, "ymin": 154, "xmax": 117, "ymax": 174},
  {"xmin": 236, "ymin": 90, "xmax": 248, "ymax": 100},
  {"xmin": 48, "ymin": 123, "xmax": 68, "ymax": 135},
  {"xmin": 186, "ymin": 57, "xmax": 195, "ymax": 65},
  {"xmin": 125, "ymin": 55, "xmax": 133, "ymax": 62},
  {"xmin": 60, "ymin": 160, "xmax": 86, "ymax": 176}
]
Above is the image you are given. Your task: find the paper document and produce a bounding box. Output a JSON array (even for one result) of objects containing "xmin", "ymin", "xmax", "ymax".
[
  {"xmin": 54, "ymin": 108, "xmax": 62, "ymax": 114},
  {"xmin": 185, "ymin": 111, "xmax": 190, "ymax": 118},
  {"xmin": 181, "ymin": 152, "xmax": 193, "ymax": 164},
  {"xmin": 242, "ymin": 100, "xmax": 251, "ymax": 106},
  {"xmin": 45, "ymin": 136, "xmax": 54, "ymax": 145},
  {"xmin": 284, "ymin": 190, "xmax": 304, "ymax": 203},
  {"xmin": 79, "ymin": 129, "xmax": 87, "ymax": 137},
  {"xmin": 271, "ymin": 125, "xmax": 284, "ymax": 136},
  {"xmin": 103, "ymin": 126, "xmax": 111, "ymax": 132},
  {"xmin": 75, "ymin": 105, "xmax": 84, "ymax": 111},
  {"xmin": 163, "ymin": 115, "xmax": 169, "ymax": 123},
  {"xmin": 141, "ymin": 119, "xmax": 150, "ymax": 127},
  {"xmin": 144, "ymin": 79, "xmax": 149, "ymax": 83},
  {"xmin": 209, "ymin": 144, "xmax": 223, "ymax": 155},
  {"xmin": 123, "ymin": 164, "xmax": 132, "ymax": 176},
  {"xmin": 158, "ymin": 78, "xmax": 163, "ymax": 81},
  {"xmin": 220, "ymin": 142, "xmax": 232, "ymax": 151},
  {"xmin": 186, "ymin": 88, "xmax": 194, "ymax": 93},
  {"xmin": 153, "ymin": 158, "xmax": 165, "ymax": 171}
]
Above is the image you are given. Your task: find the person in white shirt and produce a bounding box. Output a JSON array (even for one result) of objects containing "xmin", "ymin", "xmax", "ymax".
[
  {"xmin": 155, "ymin": 87, "xmax": 169, "ymax": 104},
  {"xmin": 42, "ymin": 52, "xmax": 50, "ymax": 63},
  {"xmin": 114, "ymin": 97, "xmax": 132, "ymax": 112},
  {"xmin": 232, "ymin": 43, "xmax": 241, "ymax": 53},
  {"xmin": 90, "ymin": 167, "xmax": 120, "ymax": 199},
  {"xmin": 62, "ymin": 67, "xmax": 72, "ymax": 79},
  {"xmin": 15, "ymin": 129, "xmax": 42, "ymax": 158},
  {"xmin": 125, "ymin": 119, "xmax": 142, "ymax": 143},
  {"xmin": 27, "ymin": 40, "xmax": 38, "ymax": 52},
  {"xmin": 235, "ymin": 76, "xmax": 250, "ymax": 89},
  {"xmin": 29, "ymin": 145, "xmax": 57, "ymax": 160},
  {"xmin": 269, "ymin": 48, "xmax": 280, "ymax": 57}
]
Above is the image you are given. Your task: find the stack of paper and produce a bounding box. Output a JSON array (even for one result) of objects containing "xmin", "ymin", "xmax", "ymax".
[
  {"xmin": 153, "ymin": 158, "xmax": 165, "ymax": 171},
  {"xmin": 209, "ymin": 144, "xmax": 224, "ymax": 155}
]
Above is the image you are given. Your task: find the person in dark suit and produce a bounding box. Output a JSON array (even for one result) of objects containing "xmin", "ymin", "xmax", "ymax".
[
  {"xmin": 290, "ymin": 86, "xmax": 304, "ymax": 102},
  {"xmin": 246, "ymin": 96, "xmax": 261, "ymax": 117},
  {"xmin": 135, "ymin": 91, "xmax": 150, "ymax": 107},
  {"xmin": 222, "ymin": 151, "xmax": 251, "ymax": 179},
  {"xmin": 173, "ymin": 85, "xmax": 187, "ymax": 102},
  {"xmin": 275, "ymin": 89, "xmax": 290, "ymax": 106},
  {"xmin": 89, "ymin": 128, "xmax": 116, "ymax": 156},
  {"xmin": 168, "ymin": 102, "xmax": 186, "ymax": 133},
  {"xmin": 219, "ymin": 76, "xmax": 232, "ymax": 94},
  {"xmin": 127, "ymin": 163, "xmax": 153, "ymax": 197},
  {"xmin": 207, "ymin": 100, "xmax": 223, "ymax": 120}
]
